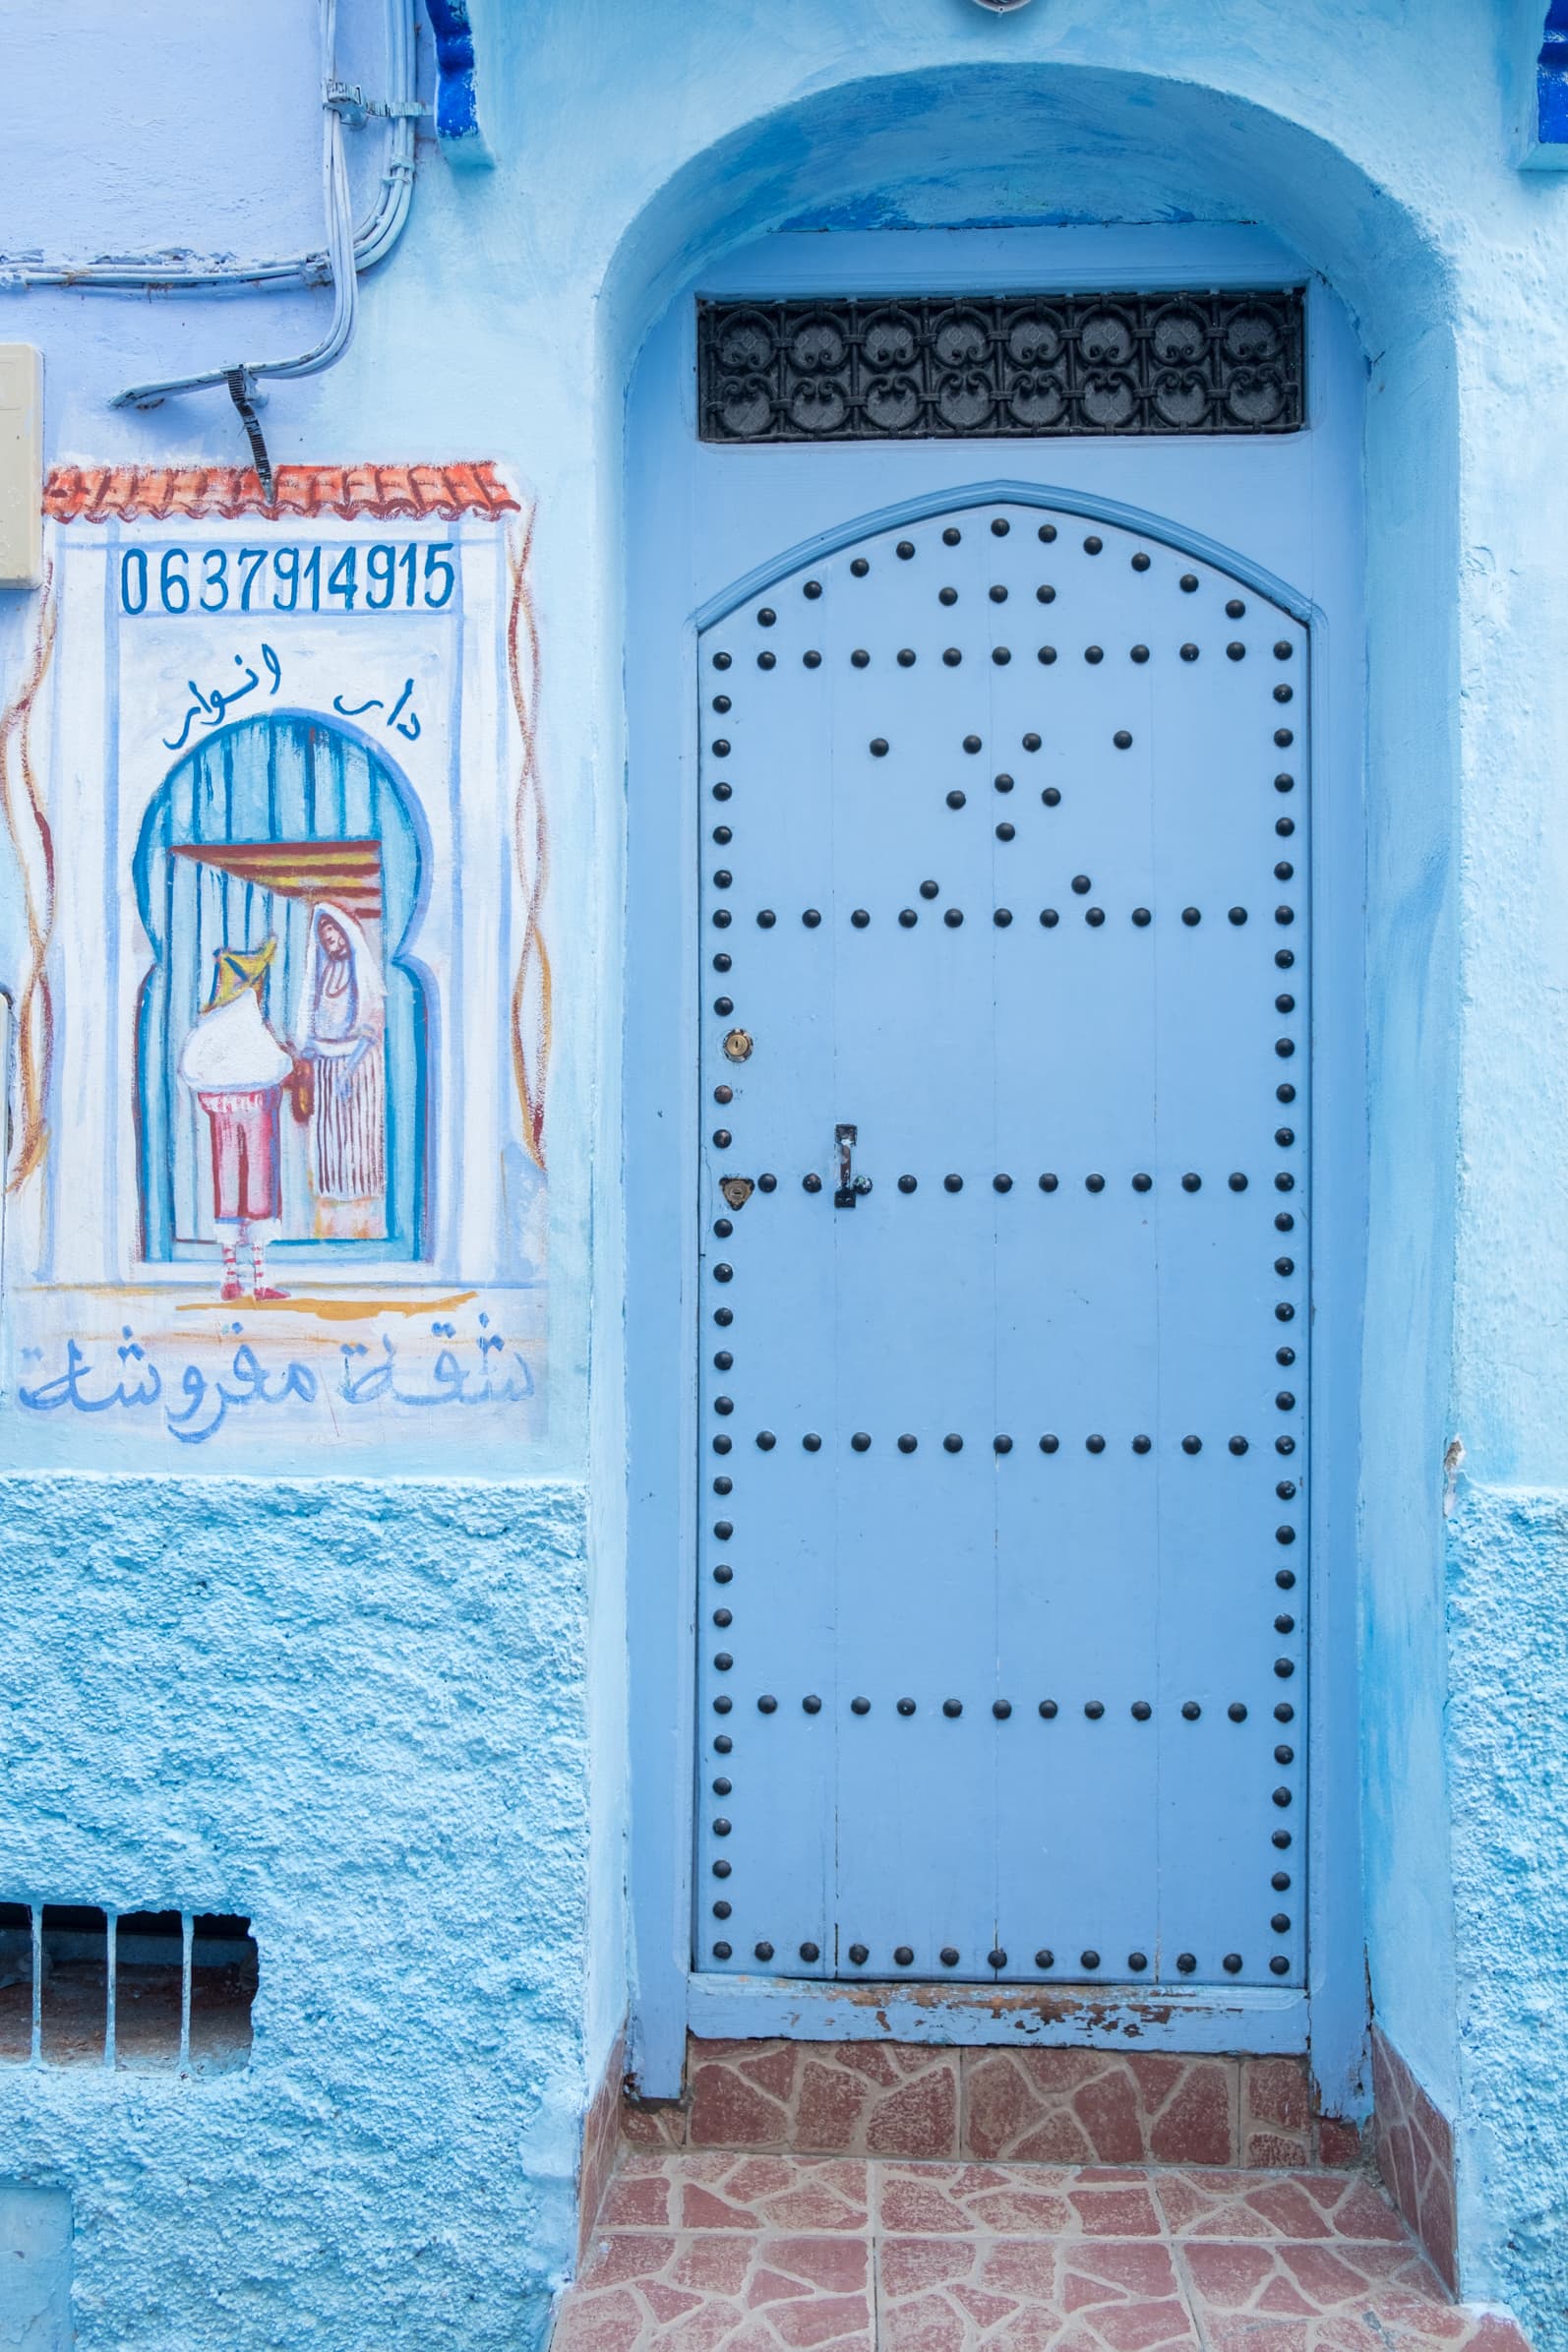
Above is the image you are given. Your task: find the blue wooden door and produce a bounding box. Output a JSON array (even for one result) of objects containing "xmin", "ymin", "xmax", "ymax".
[{"xmin": 695, "ymin": 497, "xmax": 1306, "ymax": 1990}]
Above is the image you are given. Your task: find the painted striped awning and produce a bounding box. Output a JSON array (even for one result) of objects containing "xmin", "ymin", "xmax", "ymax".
[
  {"xmin": 44, "ymin": 460, "xmax": 519, "ymax": 523},
  {"xmin": 172, "ymin": 839, "xmax": 382, "ymax": 924}
]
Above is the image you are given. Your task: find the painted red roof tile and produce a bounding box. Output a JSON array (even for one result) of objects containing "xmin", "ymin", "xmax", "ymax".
[{"xmin": 43, "ymin": 460, "xmax": 519, "ymax": 523}]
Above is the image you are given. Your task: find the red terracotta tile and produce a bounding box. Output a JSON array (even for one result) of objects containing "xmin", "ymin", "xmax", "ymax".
[
  {"xmin": 691, "ymin": 2060, "xmax": 792, "ymax": 2151},
  {"xmin": 865, "ymin": 2062, "xmax": 960, "ymax": 2158},
  {"xmin": 1316, "ymin": 2116, "xmax": 1361, "ymax": 2169},
  {"xmin": 1067, "ymin": 2182, "xmax": 1165, "ymax": 2237},
  {"xmin": 551, "ymin": 2283, "xmax": 648, "ymax": 2352},
  {"xmin": 878, "ymin": 2160, "xmax": 1078, "ymax": 2237},
  {"xmin": 768, "ymin": 2294, "xmax": 874, "ymax": 2347},
  {"xmin": 600, "ymin": 2170, "xmax": 678, "ymax": 2228},
  {"xmin": 623, "ymin": 2097, "xmax": 689, "ymax": 2149},
  {"xmin": 1094, "ymin": 2302, "xmax": 1203, "ymax": 2351},
  {"xmin": 1245, "ymin": 2059, "xmax": 1313, "ymax": 2134},
  {"xmin": 1147, "ymin": 2066, "xmax": 1235, "ymax": 2167}
]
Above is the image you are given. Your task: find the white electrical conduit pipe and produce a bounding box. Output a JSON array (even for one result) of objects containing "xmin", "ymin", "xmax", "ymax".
[
  {"xmin": 116, "ymin": 0, "xmax": 367, "ymax": 411},
  {"xmin": 0, "ymin": 0, "xmax": 417, "ymax": 301}
]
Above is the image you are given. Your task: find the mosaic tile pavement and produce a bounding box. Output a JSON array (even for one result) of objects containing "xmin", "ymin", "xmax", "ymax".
[{"xmin": 553, "ymin": 2153, "xmax": 1531, "ymax": 2352}]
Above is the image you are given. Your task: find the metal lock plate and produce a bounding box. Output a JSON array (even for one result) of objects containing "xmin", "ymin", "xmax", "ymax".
[{"xmin": 722, "ymin": 1029, "xmax": 754, "ymax": 1061}]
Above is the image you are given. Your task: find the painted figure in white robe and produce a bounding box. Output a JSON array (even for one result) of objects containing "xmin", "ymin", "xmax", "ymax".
[
  {"xmin": 178, "ymin": 938, "xmax": 292, "ymax": 1300},
  {"xmin": 293, "ymin": 902, "xmax": 387, "ymax": 1239}
]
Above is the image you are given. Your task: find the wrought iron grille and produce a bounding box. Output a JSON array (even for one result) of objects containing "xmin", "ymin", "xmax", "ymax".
[{"xmin": 697, "ymin": 289, "xmax": 1305, "ymax": 442}]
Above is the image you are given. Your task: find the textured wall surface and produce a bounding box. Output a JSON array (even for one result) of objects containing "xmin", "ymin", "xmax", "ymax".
[
  {"xmin": 0, "ymin": 1478, "xmax": 589, "ymax": 2350},
  {"xmin": 1, "ymin": 0, "xmax": 1567, "ymax": 2341},
  {"xmin": 1447, "ymin": 1483, "xmax": 1568, "ymax": 2344}
]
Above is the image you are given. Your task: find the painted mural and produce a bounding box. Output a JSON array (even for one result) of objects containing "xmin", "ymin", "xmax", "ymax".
[{"xmin": 0, "ymin": 463, "xmax": 550, "ymax": 1460}]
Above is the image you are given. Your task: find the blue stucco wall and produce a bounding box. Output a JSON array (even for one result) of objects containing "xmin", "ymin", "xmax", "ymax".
[
  {"xmin": 1, "ymin": 0, "xmax": 1567, "ymax": 2339},
  {"xmin": 1447, "ymin": 1482, "xmax": 1568, "ymax": 2344},
  {"xmin": 0, "ymin": 1477, "xmax": 590, "ymax": 2350}
]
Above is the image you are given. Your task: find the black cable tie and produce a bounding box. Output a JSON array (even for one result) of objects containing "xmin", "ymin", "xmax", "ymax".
[{"xmin": 224, "ymin": 370, "xmax": 273, "ymax": 502}]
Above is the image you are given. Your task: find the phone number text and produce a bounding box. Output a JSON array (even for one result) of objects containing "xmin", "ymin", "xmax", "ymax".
[{"xmin": 119, "ymin": 542, "xmax": 456, "ymax": 616}]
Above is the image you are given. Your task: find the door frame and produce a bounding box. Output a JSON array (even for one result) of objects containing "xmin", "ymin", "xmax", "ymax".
[{"xmin": 624, "ymin": 226, "xmax": 1366, "ymax": 2105}]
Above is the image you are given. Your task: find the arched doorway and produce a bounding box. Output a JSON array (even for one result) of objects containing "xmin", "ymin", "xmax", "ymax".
[
  {"xmin": 134, "ymin": 712, "xmax": 430, "ymax": 1262},
  {"xmin": 623, "ymin": 218, "xmax": 1368, "ymax": 2099}
]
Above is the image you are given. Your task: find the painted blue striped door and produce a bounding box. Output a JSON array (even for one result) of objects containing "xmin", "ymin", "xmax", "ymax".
[{"xmin": 694, "ymin": 498, "xmax": 1307, "ymax": 1992}]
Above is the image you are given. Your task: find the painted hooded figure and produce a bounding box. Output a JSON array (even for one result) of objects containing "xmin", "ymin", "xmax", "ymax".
[
  {"xmin": 178, "ymin": 938, "xmax": 291, "ymax": 1300},
  {"xmin": 293, "ymin": 901, "xmax": 387, "ymax": 1219}
]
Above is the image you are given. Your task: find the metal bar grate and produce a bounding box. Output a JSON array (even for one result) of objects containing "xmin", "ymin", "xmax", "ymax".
[{"xmin": 697, "ymin": 288, "xmax": 1305, "ymax": 442}]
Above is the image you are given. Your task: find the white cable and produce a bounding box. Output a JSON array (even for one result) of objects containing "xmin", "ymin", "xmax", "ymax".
[
  {"xmin": 0, "ymin": 0, "xmax": 416, "ymax": 302},
  {"xmin": 113, "ymin": 0, "xmax": 367, "ymax": 409}
]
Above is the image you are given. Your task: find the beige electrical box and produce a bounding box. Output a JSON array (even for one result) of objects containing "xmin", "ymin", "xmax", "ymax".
[{"xmin": 0, "ymin": 345, "xmax": 43, "ymax": 589}]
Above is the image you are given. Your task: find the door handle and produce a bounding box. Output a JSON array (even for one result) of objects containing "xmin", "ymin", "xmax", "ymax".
[{"xmin": 834, "ymin": 1123, "xmax": 873, "ymax": 1208}]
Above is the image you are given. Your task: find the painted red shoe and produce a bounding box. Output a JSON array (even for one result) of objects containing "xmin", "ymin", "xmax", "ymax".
[
  {"xmin": 252, "ymin": 1284, "xmax": 291, "ymax": 1301},
  {"xmin": 220, "ymin": 1275, "xmax": 244, "ymax": 1301}
]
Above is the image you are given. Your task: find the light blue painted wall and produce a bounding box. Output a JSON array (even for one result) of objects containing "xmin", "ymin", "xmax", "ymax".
[{"xmin": 0, "ymin": 0, "xmax": 1565, "ymax": 2342}]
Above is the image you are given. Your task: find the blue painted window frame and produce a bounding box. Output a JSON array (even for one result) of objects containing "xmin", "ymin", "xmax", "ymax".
[{"xmin": 623, "ymin": 226, "xmax": 1367, "ymax": 2106}]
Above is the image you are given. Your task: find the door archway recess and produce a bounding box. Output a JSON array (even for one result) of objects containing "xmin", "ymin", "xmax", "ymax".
[{"xmin": 134, "ymin": 712, "xmax": 430, "ymax": 1262}]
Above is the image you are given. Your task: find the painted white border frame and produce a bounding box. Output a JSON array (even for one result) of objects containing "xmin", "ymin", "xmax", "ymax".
[{"xmin": 625, "ymin": 226, "xmax": 1366, "ymax": 2107}]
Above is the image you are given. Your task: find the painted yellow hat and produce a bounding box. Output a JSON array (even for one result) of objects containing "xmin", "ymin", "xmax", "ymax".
[{"xmin": 205, "ymin": 937, "xmax": 277, "ymax": 1013}]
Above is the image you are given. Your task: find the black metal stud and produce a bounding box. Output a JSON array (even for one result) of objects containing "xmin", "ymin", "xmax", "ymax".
[
  {"xmin": 899, "ymin": 1175, "xmax": 918, "ymax": 1193},
  {"xmin": 803, "ymin": 1174, "xmax": 822, "ymax": 1193},
  {"xmin": 946, "ymin": 791, "xmax": 965, "ymax": 810},
  {"xmin": 1129, "ymin": 1951, "xmax": 1149, "ymax": 1971},
  {"xmin": 713, "ymin": 1941, "xmax": 732, "ymax": 1959},
  {"xmin": 897, "ymin": 1697, "xmax": 916, "ymax": 1716},
  {"xmin": 712, "ymin": 651, "xmax": 732, "ymax": 670},
  {"xmin": 852, "ymin": 1431, "xmax": 871, "ymax": 1451},
  {"xmin": 870, "ymin": 738, "xmax": 889, "ymax": 756},
  {"xmin": 994, "ymin": 1700, "xmax": 1012, "ymax": 1719},
  {"xmin": 804, "ymin": 1433, "xmax": 821, "ymax": 1452},
  {"xmin": 995, "ymin": 1435, "xmax": 1013, "ymax": 1455},
  {"xmin": 851, "ymin": 909, "xmax": 870, "ymax": 929},
  {"xmin": 1176, "ymin": 1953, "xmax": 1196, "ymax": 1973},
  {"xmin": 1114, "ymin": 730, "xmax": 1133, "ymax": 748},
  {"xmin": 1223, "ymin": 1953, "xmax": 1243, "ymax": 1974},
  {"xmin": 1081, "ymin": 1949, "xmax": 1101, "ymax": 1968},
  {"xmin": 1132, "ymin": 1699, "xmax": 1152, "ymax": 1719},
  {"xmin": 944, "ymin": 526, "xmax": 963, "ymax": 546},
  {"xmin": 1087, "ymin": 1433, "xmax": 1106, "ymax": 1453},
  {"xmin": 1270, "ymin": 1956, "xmax": 1292, "ymax": 1975},
  {"xmin": 803, "ymin": 651, "xmax": 821, "ymax": 669},
  {"xmin": 944, "ymin": 908, "xmax": 964, "ymax": 927},
  {"xmin": 852, "ymin": 648, "xmax": 870, "ymax": 669},
  {"xmin": 1181, "ymin": 1700, "xmax": 1202, "ymax": 1721},
  {"xmin": 800, "ymin": 1941, "xmax": 820, "ymax": 1962},
  {"xmin": 1039, "ymin": 1698, "xmax": 1058, "ymax": 1717},
  {"xmin": 1040, "ymin": 1173, "xmax": 1058, "ymax": 1191},
  {"xmin": 942, "ymin": 1698, "xmax": 962, "ymax": 1718},
  {"xmin": 1086, "ymin": 1174, "xmax": 1105, "ymax": 1193},
  {"xmin": 1227, "ymin": 641, "xmax": 1246, "ymax": 661},
  {"xmin": 852, "ymin": 1696, "xmax": 871, "ymax": 1715},
  {"xmin": 1040, "ymin": 1436, "xmax": 1058, "ymax": 1455},
  {"xmin": 757, "ymin": 1693, "xmax": 775, "ymax": 1712},
  {"xmin": 996, "ymin": 823, "xmax": 1015, "ymax": 842},
  {"xmin": 898, "ymin": 1434, "xmax": 918, "ymax": 1454},
  {"xmin": 943, "ymin": 1433, "xmax": 963, "ymax": 1452},
  {"xmin": 1132, "ymin": 908, "xmax": 1152, "ymax": 927},
  {"xmin": 1133, "ymin": 1435, "xmax": 1151, "ymax": 1454},
  {"xmin": 1182, "ymin": 1173, "xmax": 1202, "ymax": 1192},
  {"xmin": 940, "ymin": 1946, "xmax": 960, "ymax": 1966},
  {"xmin": 1085, "ymin": 1700, "xmax": 1105, "ymax": 1719},
  {"xmin": 898, "ymin": 648, "xmax": 917, "ymax": 667},
  {"xmin": 1131, "ymin": 644, "xmax": 1150, "ymax": 664},
  {"xmin": 1037, "ymin": 1948, "xmax": 1055, "ymax": 1967},
  {"xmin": 1041, "ymin": 907, "xmax": 1059, "ymax": 926},
  {"xmin": 995, "ymin": 908, "xmax": 1013, "ymax": 928},
  {"xmin": 849, "ymin": 1943, "xmax": 869, "ymax": 1963},
  {"xmin": 1085, "ymin": 645, "xmax": 1104, "ymax": 665},
  {"xmin": 894, "ymin": 1947, "xmax": 915, "ymax": 1965},
  {"xmin": 1038, "ymin": 523, "xmax": 1056, "ymax": 543},
  {"xmin": 994, "ymin": 1174, "xmax": 1012, "ymax": 1193},
  {"xmin": 1180, "ymin": 573, "xmax": 1199, "ymax": 592},
  {"xmin": 943, "ymin": 648, "xmax": 962, "ymax": 667},
  {"xmin": 850, "ymin": 558, "xmax": 870, "ymax": 577}
]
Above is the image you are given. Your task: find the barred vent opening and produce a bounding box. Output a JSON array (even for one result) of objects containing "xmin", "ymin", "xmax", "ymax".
[
  {"xmin": 696, "ymin": 289, "xmax": 1306, "ymax": 443},
  {"xmin": 0, "ymin": 1904, "xmax": 257, "ymax": 2073}
]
